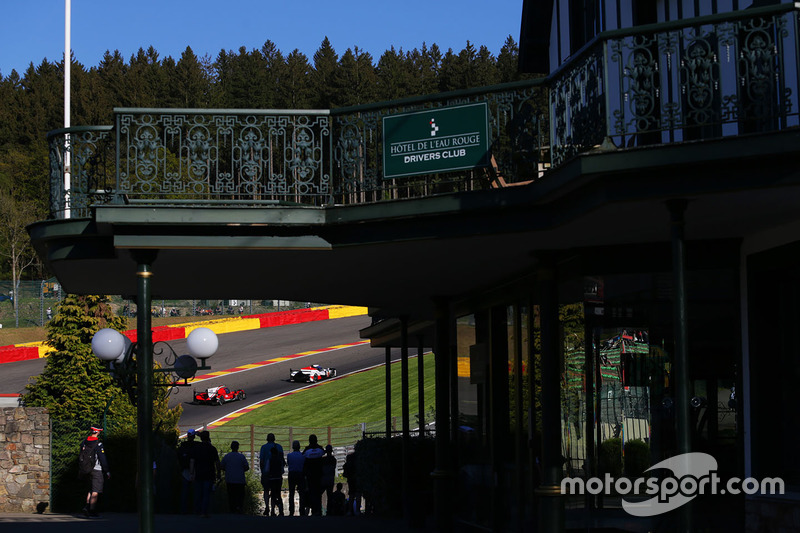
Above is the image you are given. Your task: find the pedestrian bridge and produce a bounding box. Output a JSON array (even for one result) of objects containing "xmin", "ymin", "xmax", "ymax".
[{"xmin": 47, "ymin": 5, "xmax": 800, "ymax": 220}]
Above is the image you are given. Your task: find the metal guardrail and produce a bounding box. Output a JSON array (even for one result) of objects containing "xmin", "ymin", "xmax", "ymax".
[{"xmin": 46, "ymin": 5, "xmax": 800, "ymax": 218}]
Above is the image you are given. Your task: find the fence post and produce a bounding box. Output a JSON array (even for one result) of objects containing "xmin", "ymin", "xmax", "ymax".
[
  {"xmin": 40, "ymin": 280, "xmax": 45, "ymax": 327},
  {"xmin": 289, "ymin": 427, "xmax": 293, "ymax": 448},
  {"xmin": 327, "ymin": 426, "xmax": 332, "ymax": 446},
  {"xmin": 250, "ymin": 424, "xmax": 255, "ymax": 471}
]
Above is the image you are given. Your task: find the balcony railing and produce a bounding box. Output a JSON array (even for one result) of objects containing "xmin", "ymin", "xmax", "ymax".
[
  {"xmin": 47, "ymin": 4, "xmax": 800, "ymax": 219},
  {"xmin": 48, "ymin": 82, "xmax": 548, "ymax": 218},
  {"xmin": 47, "ymin": 126, "xmax": 115, "ymax": 218},
  {"xmin": 550, "ymin": 3, "xmax": 800, "ymax": 166}
]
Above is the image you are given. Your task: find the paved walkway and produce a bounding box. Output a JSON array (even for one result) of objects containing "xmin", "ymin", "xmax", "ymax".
[{"xmin": 0, "ymin": 512, "xmax": 423, "ymax": 532}]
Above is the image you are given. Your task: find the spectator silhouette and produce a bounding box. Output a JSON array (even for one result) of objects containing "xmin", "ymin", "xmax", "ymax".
[
  {"xmin": 343, "ymin": 452, "xmax": 361, "ymax": 515},
  {"xmin": 220, "ymin": 440, "xmax": 249, "ymax": 514},
  {"xmin": 193, "ymin": 431, "xmax": 221, "ymax": 517},
  {"xmin": 321, "ymin": 444, "xmax": 337, "ymax": 513},
  {"xmin": 327, "ymin": 482, "xmax": 347, "ymax": 516},
  {"xmin": 177, "ymin": 429, "xmax": 198, "ymax": 514},
  {"xmin": 303, "ymin": 434, "xmax": 325, "ymax": 516},
  {"xmin": 259, "ymin": 433, "xmax": 283, "ymax": 515},
  {"xmin": 286, "ymin": 440, "xmax": 306, "ymax": 516},
  {"xmin": 267, "ymin": 445, "xmax": 286, "ymax": 516}
]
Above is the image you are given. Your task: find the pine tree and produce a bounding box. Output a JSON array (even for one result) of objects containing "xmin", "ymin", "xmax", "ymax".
[
  {"xmin": 497, "ymin": 35, "xmax": 521, "ymax": 83},
  {"xmin": 21, "ymin": 294, "xmax": 182, "ymax": 430},
  {"xmin": 260, "ymin": 40, "xmax": 286, "ymax": 109},
  {"xmin": 474, "ymin": 45, "xmax": 499, "ymax": 86},
  {"xmin": 160, "ymin": 56, "xmax": 183, "ymax": 108},
  {"xmin": 22, "ymin": 295, "xmax": 132, "ymax": 420},
  {"xmin": 437, "ymin": 47, "xmax": 462, "ymax": 92},
  {"xmin": 376, "ymin": 47, "xmax": 409, "ymax": 100},
  {"xmin": 70, "ymin": 55, "xmax": 109, "ymax": 125},
  {"xmin": 16, "ymin": 60, "xmax": 63, "ymax": 146},
  {"xmin": 175, "ymin": 47, "xmax": 211, "ymax": 108},
  {"xmin": 96, "ymin": 50, "xmax": 129, "ymax": 110},
  {"xmin": 279, "ymin": 50, "xmax": 312, "ymax": 109},
  {"xmin": 311, "ymin": 37, "xmax": 339, "ymax": 108},
  {"xmin": 127, "ymin": 46, "xmax": 168, "ymax": 108},
  {"xmin": 333, "ymin": 47, "xmax": 377, "ymax": 107},
  {"xmin": 406, "ymin": 43, "xmax": 439, "ymax": 97}
]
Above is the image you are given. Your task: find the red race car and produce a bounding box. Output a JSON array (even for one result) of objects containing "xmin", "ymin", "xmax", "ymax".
[{"xmin": 192, "ymin": 385, "xmax": 246, "ymax": 405}]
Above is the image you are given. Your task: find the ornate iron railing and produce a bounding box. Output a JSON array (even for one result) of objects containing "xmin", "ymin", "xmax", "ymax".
[
  {"xmin": 47, "ymin": 126, "xmax": 115, "ymax": 219},
  {"xmin": 115, "ymin": 108, "xmax": 332, "ymax": 207},
  {"xmin": 550, "ymin": 3, "xmax": 800, "ymax": 166},
  {"xmin": 46, "ymin": 82, "xmax": 548, "ymax": 217}
]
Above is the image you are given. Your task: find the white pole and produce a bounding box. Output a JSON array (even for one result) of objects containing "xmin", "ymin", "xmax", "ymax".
[{"xmin": 64, "ymin": 0, "xmax": 71, "ymax": 218}]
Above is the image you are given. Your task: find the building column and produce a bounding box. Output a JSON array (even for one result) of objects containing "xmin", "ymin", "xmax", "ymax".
[
  {"xmin": 489, "ymin": 305, "xmax": 510, "ymax": 532},
  {"xmin": 668, "ymin": 199, "xmax": 692, "ymax": 532},
  {"xmin": 537, "ymin": 262, "xmax": 565, "ymax": 532},
  {"xmin": 400, "ymin": 317, "xmax": 410, "ymax": 522},
  {"xmin": 668, "ymin": 200, "xmax": 692, "ymax": 453},
  {"xmin": 385, "ymin": 346, "xmax": 392, "ymax": 438},
  {"xmin": 513, "ymin": 304, "xmax": 525, "ymax": 526},
  {"xmin": 583, "ymin": 307, "xmax": 597, "ymax": 511},
  {"xmin": 418, "ymin": 335, "xmax": 425, "ymax": 435},
  {"xmin": 134, "ymin": 253, "xmax": 155, "ymax": 533},
  {"xmin": 432, "ymin": 298, "xmax": 452, "ymax": 532}
]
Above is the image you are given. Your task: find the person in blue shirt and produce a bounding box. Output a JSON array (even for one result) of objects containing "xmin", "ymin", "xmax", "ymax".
[
  {"xmin": 286, "ymin": 440, "xmax": 306, "ymax": 516},
  {"xmin": 258, "ymin": 433, "xmax": 284, "ymax": 515},
  {"xmin": 220, "ymin": 440, "xmax": 249, "ymax": 513}
]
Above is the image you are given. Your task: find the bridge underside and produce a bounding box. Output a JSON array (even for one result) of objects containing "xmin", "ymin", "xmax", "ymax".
[{"xmin": 29, "ymin": 129, "xmax": 800, "ymax": 320}]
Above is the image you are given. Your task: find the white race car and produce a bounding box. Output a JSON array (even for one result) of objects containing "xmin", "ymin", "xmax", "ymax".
[{"xmin": 289, "ymin": 365, "xmax": 337, "ymax": 383}]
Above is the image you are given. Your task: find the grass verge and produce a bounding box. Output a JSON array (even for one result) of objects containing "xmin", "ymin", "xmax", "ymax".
[{"xmin": 227, "ymin": 352, "xmax": 435, "ymax": 428}]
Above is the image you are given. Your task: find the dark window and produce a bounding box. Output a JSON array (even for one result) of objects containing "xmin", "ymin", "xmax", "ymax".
[
  {"xmin": 633, "ymin": 0, "xmax": 658, "ymax": 25},
  {"xmin": 748, "ymin": 243, "xmax": 800, "ymax": 488},
  {"xmin": 569, "ymin": 0, "xmax": 599, "ymax": 55}
]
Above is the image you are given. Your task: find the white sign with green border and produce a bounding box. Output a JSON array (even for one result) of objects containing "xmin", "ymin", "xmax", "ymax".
[{"xmin": 382, "ymin": 102, "xmax": 490, "ymax": 179}]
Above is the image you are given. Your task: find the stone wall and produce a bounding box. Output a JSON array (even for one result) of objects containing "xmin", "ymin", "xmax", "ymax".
[{"xmin": 0, "ymin": 407, "xmax": 50, "ymax": 513}]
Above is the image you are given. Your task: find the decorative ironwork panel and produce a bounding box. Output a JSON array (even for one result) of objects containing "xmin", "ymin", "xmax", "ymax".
[
  {"xmin": 680, "ymin": 29, "xmax": 722, "ymax": 127},
  {"xmin": 47, "ymin": 127, "xmax": 115, "ymax": 219},
  {"xmin": 602, "ymin": 8, "xmax": 798, "ymax": 147},
  {"xmin": 116, "ymin": 111, "xmax": 332, "ymax": 206},
  {"xmin": 550, "ymin": 49, "xmax": 606, "ymax": 167}
]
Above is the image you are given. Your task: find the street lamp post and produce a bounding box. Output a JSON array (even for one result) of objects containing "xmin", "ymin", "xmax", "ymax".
[{"xmin": 91, "ymin": 319, "xmax": 218, "ymax": 533}]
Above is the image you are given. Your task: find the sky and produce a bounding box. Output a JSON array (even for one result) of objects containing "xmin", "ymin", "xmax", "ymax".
[{"xmin": 0, "ymin": 0, "xmax": 523, "ymax": 77}]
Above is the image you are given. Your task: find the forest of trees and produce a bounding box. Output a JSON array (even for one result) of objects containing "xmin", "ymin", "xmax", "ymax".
[{"xmin": 0, "ymin": 36, "xmax": 527, "ymax": 282}]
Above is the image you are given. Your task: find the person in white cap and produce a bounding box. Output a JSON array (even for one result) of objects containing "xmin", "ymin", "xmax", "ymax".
[{"xmin": 79, "ymin": 426, "xmax": 110, "ymax": 518}]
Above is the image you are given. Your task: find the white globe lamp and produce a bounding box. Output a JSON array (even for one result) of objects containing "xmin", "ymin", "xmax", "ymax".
[
  {"xmin": 92, "ymin": 328, "xmax": 127, "ymax": 361},
  {"xmin": 186, "ymin": 327, "xmax": 218, "ymax": 359}
]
